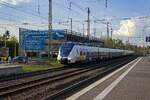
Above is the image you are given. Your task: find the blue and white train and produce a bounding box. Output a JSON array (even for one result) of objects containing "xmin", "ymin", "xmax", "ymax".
[{"xmin": 57, "ymin": 41, "xmax": 134, "ymax": 64}]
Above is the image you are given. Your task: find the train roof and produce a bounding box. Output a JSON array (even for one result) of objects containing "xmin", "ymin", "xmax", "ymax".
[
  {"xmin": 63, "ymin": 41, "xmax": 133, "ymax": 52},
  {"xmin": 63, "ymin": 41, "xmax": 89, "ymax": 45}
]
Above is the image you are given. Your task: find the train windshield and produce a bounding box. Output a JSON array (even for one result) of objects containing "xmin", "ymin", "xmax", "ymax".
[{"xmin": 60, "ymin": 42, "xmax": 74, "ymax": 57}]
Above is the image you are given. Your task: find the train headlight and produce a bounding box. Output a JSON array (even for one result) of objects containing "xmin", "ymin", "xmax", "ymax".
[
  {"xmin": 68, "ymin": 57, "xmax": 72, "ymax": 60},
  {"xmin": 67, "ymin": 57, "xmax": 72, "ymax": 63}
]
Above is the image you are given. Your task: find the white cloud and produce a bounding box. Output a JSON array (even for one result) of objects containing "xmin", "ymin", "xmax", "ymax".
[
  {"xmin": 113, "ymin": 20, "xmax": 136, "ymax": 36},
  {"xmin": 0, "ymin": 0, "xmax": 31, "ymax": 5}
]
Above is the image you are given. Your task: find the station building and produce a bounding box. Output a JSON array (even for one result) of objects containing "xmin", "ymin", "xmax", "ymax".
[{"xmin": 19, "ymin": 28, "xmax": 104, "ymax": 57}]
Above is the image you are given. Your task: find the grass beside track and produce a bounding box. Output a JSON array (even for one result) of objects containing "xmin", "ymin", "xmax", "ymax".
[
  {"xmin": 21, "ymin": 58, "xmax": 63, "ymax": 72},
  {"xmin": 46, "ymin": 59, "xmax": 63, "ymax": 67},
  {"xmin": 22, "ymin": 65, "xmax": 52, "ymax": 72}
]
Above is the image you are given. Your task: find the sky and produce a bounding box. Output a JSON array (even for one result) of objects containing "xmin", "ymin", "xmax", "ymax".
[{"xmin": 0, "ymin": 0, "xmax": 150, "ymax": 46}]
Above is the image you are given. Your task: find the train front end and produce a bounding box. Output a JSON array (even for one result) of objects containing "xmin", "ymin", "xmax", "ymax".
[{"xmin": 57, "ymin": 42, "xmax": 75, "ymax": 64}]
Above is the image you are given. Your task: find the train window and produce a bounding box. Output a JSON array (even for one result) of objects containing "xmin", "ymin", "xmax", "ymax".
[
  {"xmin": 83, "ymin": 51, "xmax": 85, "ymax": 55},
  {"xmin": 80, "ymin": 51, "xmax": 82, "ymax": 56},
  {"xmin": 83, "ymin": 49, "xmax": 85, "ymax": 55},
  {"xmin": 76, "ymin": 49, "xmax": 79, "ymax": 54},
  {"xmin": 87, "ymin": 52, "xmax": 89, "ymax": 56}
]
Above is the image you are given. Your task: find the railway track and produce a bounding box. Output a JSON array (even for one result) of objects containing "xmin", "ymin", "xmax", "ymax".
[
  {"xmin": 0, "ymin": 67, "xmax": 67, "ymax": 82},
  {"xmin": 0, "ymin": 56, "xmax": 137, "ymax": 100},
  {"xmin": 44, "ymin": 56, "xmax": 137, "ymax": 99},
  {"xmin": 0, "ymin": 61, "xmax": 109, "ymax": 93},
  {"xmin": 0, "ymin": 61, "xmax": 104, "ymax": 82},
  {"xmin": 0, "ymin": 62, "xmax": 109, "ymax": 99}
]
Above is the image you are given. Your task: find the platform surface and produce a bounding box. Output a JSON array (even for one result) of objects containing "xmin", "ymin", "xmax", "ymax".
[
  {"xmin": 67, "ymin": 57, "xmax": 150, "ymax": 100},
  {"xmin": 0, "ymin": 64, "xmax": 21, "ymax": 69},
  {"xmin": 0, "ymin": 64, "xmax": 22, "ymax": 76}
]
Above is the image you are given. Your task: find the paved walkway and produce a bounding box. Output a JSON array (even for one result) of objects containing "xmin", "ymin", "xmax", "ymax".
[{"xmin": 67, "ymin": 57, "xmax": 150, "ymax": 100}]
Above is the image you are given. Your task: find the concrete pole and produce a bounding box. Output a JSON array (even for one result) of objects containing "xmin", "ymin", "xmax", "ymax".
[
  {"xmin": 107, "ymin": 22, "xmax": 109, "ymax": 40},
  {"xmin": 83, "ymin": 23, "xmax": 84, "ymax": 37},
  {"xmin": 48, "ymin": 0, "xmax": 52, "ymax": 59},
  {"xmin": 106, "ymin": 22, "xmax": 109, "ymax": 47},
  {"xmin": 110, "ymin": 28, "xmax": 113, "ymax": 39},
  {"xmin": 4, "ymin": 34, "xmax": 6, "ymax": 48},
  {"xmin": 87, "ymin": 8, "xmax": 90, "ymax": 39},
  {"xmin": 70, "ymin": 18, "xmax": 73, "ymax": 34},
  {"xmin": 14, "ymin": 41, "xmax": 16, "ymax": 57}
]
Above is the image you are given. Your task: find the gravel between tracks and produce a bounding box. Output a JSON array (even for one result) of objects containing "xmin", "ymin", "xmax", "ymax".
[{"xmin": 0, "ymin": 56, "xmax": 137, "ymax": 100}]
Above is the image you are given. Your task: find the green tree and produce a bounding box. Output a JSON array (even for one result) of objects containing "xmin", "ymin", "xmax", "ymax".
[{"xmin": 0, "ymin": 35, "xmax": 19, "ymax": 57}]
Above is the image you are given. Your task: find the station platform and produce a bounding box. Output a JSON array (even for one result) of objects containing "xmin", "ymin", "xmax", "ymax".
[
  {"xmin": 0, "ymin": 64, "xmax": 23, "ymax": 76},
  {"xmin": 67, "ymin": 57, "xmax": 150, "ymax": 100}
]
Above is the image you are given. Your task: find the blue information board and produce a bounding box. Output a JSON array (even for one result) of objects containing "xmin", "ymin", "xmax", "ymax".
[
  {"xmin": 146, "ymin": 36, "xmax": 150, "ymax": 42},
  {"xmin": 20, "ymin": 29, "xmax": 65, "ymax": 50}
]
